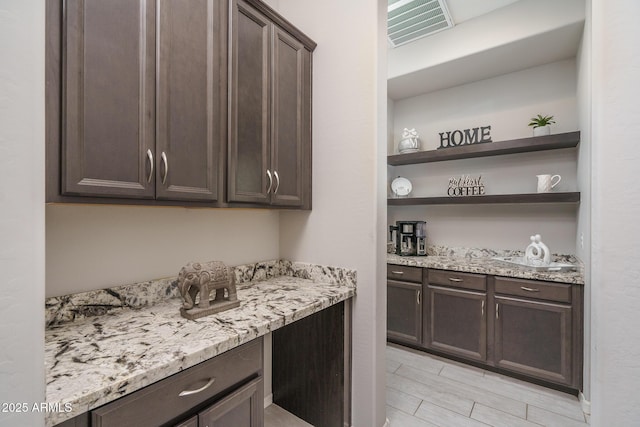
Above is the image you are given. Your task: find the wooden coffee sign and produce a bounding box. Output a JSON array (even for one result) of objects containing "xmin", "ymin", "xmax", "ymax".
[
  {"xmin": 438, "ymin": 126, "xmax": 492, "ymax": 149},
  {"xmin": 448, "ymin": 175, "xmax": 485, "ymax": 197}
]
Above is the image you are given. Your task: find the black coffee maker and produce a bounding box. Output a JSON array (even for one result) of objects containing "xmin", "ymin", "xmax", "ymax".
[{"xmin": 389, "ymin": 221, "xmax": 427, "ymax": 256}]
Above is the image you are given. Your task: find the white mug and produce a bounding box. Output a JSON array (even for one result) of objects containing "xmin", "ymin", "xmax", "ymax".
[{"xmin": 537, "ymin": 174, "xmax": 561, "ymax": 193}]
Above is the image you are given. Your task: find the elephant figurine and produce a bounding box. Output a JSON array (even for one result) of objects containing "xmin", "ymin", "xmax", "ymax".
[{"xmin": 177, "ymin": 261, "xmax": 240, "ymax": 319}]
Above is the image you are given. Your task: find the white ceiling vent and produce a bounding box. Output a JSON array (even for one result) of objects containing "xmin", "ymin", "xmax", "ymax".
[{"xmin": 388, "ymin": 0, "xmax": 454, "ymax": 48}]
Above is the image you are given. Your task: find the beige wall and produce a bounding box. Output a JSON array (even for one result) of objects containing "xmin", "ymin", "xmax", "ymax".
[
  {"xmin": 46, "ymin": 205, "xmax": 280, "ymax": 297},
  {"xmin": 0, "ymin": 2, "xmax": 46, "ymax": 426}
]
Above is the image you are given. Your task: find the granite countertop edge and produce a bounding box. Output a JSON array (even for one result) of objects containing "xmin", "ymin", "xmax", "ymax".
[
  {"xmin": 45, "ymin": 262, "xmax": 356, "ymax": 426},
  {"xmin": 387, "ymin": 253, "xmax": 585, "ymax": 285}
]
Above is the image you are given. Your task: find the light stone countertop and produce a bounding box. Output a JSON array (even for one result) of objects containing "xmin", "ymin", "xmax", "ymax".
[
  {"xmin": 387, "ymin": 253, "xmax": 584, "ymax": 285},
  {"xmin": 45, "ymin": 262, "xmax": 355, "ymax": 426}
]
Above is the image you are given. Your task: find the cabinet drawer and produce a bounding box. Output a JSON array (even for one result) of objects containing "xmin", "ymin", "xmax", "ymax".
[
  {"xmin": 428, "ymin": 269, "xmax": 486, "ymax": 291},
  {"xmin": 387, "ymin": 265, "xmax": 423, "ymax": 283},
  {"xmin": 92, "ymin": 339, "xmax": 262, "ymax": 427},
  {"xmin": 495, "ymin": 277, "xmax": 571, "ymax": 303}
]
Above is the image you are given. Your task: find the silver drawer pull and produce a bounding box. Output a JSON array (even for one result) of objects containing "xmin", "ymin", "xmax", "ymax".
[
  {"xmin": 520, "ymin": 286, "xmax": 540, "ymax": 292},
  {"xmin": 178, "ymin": 378, "xmax": 215, "ymax": 397},
  {"xmin": 161, "ymin": 151, "xmax": 168, "ymax": 185},
  {"xmin": 496, "ymin": 303, "xmax": 499, "ymax": 319},
  {"xmin": 391, "ymin": 271, "xmax": 404, "ymax": 275},
  {"xmin": 273, "ymin": 170, "xmax": 280, "ymax": 194},
  {"xmin": 266, "ymin": 169, "xmax": 273, "ymax": 194},
  {"xmin": 448, "ymin": 277, "xmax": 463, "ymax": 282},
  {"xmin": 146, "ymin": 149, "xmax": 154, "ymax": 183},
  {"xmin": 481, "ymin": 300, "xmax": 485, "ymax": 317},
  {"xmin": 416, "ymin": 290, "xmax": 421, "ymax": 305}
]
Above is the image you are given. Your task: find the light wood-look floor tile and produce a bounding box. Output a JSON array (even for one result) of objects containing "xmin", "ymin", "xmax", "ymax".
[
  {"xmin": 441, "ymin": 362, "xmax": 585, "ymax": 421},
  {"xmin": 264, "ymin": 404, "xmax": 312, "ymax": 427},
  {"xmin": 387, "ymin": 358, "xmax": 402, "ymax": 373},
  {"xmin": 387, "ymin": 371, "xmax": 475, "ymax": 416},
  {"xmin": 385, "ymin": 344, "xmax": 587, "ymax": 427},
  {"xmin": 387, "ymin": 405, "xmax": 438, "ymax": 427},
  {"xmin": 387, "ymin": 387, "xmax": 422, "ymax": 415},
  {"xmin": 415, "ymin": 401, "xmax": 490, "ymax": 427},
  {"xmin": 527, "ymin": 405, "xmax": 589, "ymax": 427},
  {"xmin": 471, "ymin": 403, "xmax": 540, "ymax": 427},
  {"xmin": 396, "ymin": 364, "xmax": 526, "ymax": 418}
]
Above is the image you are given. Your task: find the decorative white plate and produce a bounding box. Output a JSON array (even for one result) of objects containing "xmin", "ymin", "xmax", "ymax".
[{"xmin": 391, "ymin": 176, "xmax": 412, "ymax": 197}]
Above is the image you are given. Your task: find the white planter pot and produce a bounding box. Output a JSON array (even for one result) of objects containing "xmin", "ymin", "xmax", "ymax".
[{"xmin": 533, "ymin": 126, "xmax": 551, "ymax": 136}]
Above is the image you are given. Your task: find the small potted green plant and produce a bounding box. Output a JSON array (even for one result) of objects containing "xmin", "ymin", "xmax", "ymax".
[{"xmin": 528, "ymin": 114, "xmax": 556, "ymax": 136}]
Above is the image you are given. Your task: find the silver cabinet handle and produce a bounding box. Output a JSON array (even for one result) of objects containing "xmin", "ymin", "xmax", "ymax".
[
  {"xmin": 146, "ymin": 149, "xmax": 154, "ymax": 183},
  {"xmin": 391, "ymin": 271, "xmax": 404, "ymax": 275},
  {"xmin": 416, "ymin": 290, "xmax": 421, "ymax": 305},
  {"xmin": 161, "ymin": 151, "xmax": 168, "ymax": 185},
  {"xmin": 266, "ymin": 169, "xmax": 273, "ymax": 194},
  {"xmin": 481, "ymin": 300, "xmax": 485, "ymax": 317},
  {"xmin": 178, "ymin": 377, "xmax": 215, "ymax": 397},
  {"xmin": 273, "ymin": 170, "xmax": 280, "ymax": 194},
  {"xmin": 496, "ymin": 303, "xmax": 499, "ymax": 319},
  {"xmin": 449, "ymin": 277, "xmax": 463, "ymax": 282},
  {"xmin": 520, "ymin": 286, "xmax": 540, "ymax": 292}
]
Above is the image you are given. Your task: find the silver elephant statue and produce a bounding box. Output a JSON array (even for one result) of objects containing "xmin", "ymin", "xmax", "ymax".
[{"xmin": 178, "ymin": 261, "xmax": 238, "ymax": 314}]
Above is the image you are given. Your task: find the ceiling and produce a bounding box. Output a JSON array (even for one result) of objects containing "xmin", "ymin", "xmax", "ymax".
[
  {"xmin": 387, "ymin": 0, "xmax": 586, "ymax": 99},
  {"xmin": 443, "ymin": 0, "xmax": 520, "ymax": 25},
  {"xmin": 387, "ymin": 0, "xmax": 520, "ymax": 48}
]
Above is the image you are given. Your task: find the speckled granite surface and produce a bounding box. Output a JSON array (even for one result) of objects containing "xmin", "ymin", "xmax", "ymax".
[
  {"xmin": 45, "ymin": 261, "xmax": 356, "ymax": 426},
  {"xmin": 46, "ymin": 260, "xmax": 300, "ymax": 327},
  {"xmin": 387, "ymin": 251, "xmax": 584, "ymax": 284}
]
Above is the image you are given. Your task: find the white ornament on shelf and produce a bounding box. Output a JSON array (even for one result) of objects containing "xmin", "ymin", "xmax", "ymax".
[{"xmin": 398, "ymin": 128, "xmax": 421, "ymax": 153}]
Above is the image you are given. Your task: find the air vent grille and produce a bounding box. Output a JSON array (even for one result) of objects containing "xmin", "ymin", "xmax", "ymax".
[{"xmin": 388, "ymin": 0, "xmax": 454, "ymax": 47}]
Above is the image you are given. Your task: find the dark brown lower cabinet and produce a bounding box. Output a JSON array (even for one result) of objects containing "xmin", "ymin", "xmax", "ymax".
[
  {"xmin": 387, "ymin": 265, "xmax": 583, "ymax": 392},
  {"xmin": 89, "ymin": 339, "xmax": 263, "ymax": 427},
  {"xmin": 387, "ymin": 280, "xmax": 423, "ymax": 346},
  {"xmin": 197, "ymin": 377, "xmax": 262, "ymax": 427},
  {"xmin": 427, "ymin": 285, "xmax": 487, "ymax": 362},
  {"xmin": 174, "ymin": 416, "xmax": 198, "ymax": 427},
  {"xmin": 493, "ymin": 276, "xmax": 582, "ymax": 389}
]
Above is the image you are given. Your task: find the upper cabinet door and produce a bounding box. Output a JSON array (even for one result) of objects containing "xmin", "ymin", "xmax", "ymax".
[
  {"xmin": 228, "ymin": 0, "xmax": 271, "ymax": 204},
  {"xmin": 270, "ymin": 27, "xmax": 309, "ymax": 207},
  {"xmin": 156, "ymin": 0, "xmax": 226, "ymax": 202},
  {"xmin": 63, "ymin": 0, "xmax": 155, "ymax": 198}
]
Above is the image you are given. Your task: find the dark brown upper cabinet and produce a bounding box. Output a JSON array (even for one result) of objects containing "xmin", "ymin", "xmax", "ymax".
[
  {"xmin": 48, "ymin": 0, "xmax": 227, "ymax": 205},
  {"xmin": 61, "ymin": 0, "xmax": 156, "ymax": 199},
  {"xmin": 228, "ymin": 0, "xmax": 315, "ymax": 209},
  {"xmin": 155, "ymin": 0, "xmax": 226, "ymax": 202}
]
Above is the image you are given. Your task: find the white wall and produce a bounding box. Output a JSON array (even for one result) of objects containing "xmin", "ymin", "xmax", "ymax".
[
  {"xmin": 390, "ymin": 60, "xmax": 579, "ymax": 253},
  {"xmin": 576, "ymin": 0, "xmax": 592, "ymax": 403},
  {"xmin": 391, "ymin": 59, "xmax": 579, "ymax": 153},
  {"xmin": 271, "ymin": 1, "xmax": 387, "ymax": 426},
  {"xmin": 46, "ymin": 205, "xmax": 280, "ymax": 297},
  {"xmin": 0, "ymin": 2, "xmax": 46, "ymax": 426},
  {"xmin": 590, "ymin": 0, "xmax": 640, "ymax": 424}
]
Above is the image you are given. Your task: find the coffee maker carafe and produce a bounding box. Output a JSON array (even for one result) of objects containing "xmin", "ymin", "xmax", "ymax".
[{"xmin": 389, "ymin": 221, "xmax": 427, "ymax": 256}]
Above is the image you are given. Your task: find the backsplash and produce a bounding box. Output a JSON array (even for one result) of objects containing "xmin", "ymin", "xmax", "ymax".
[
  {"xmin": 45, "ymin": 260, "xmax": 356, "ymax": 327},
  {"xmin": 387, "ymin": 243, "xmax": 580, "ymax": 264}
]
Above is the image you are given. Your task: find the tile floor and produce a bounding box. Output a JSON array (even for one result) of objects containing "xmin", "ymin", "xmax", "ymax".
[
  {"xmin": 265, "ymin": 404, "xmax": 313, "ymax": 427},
  {"xmin": 386, "ymin": 343, "xmax": 590, "ymax": 427}
]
